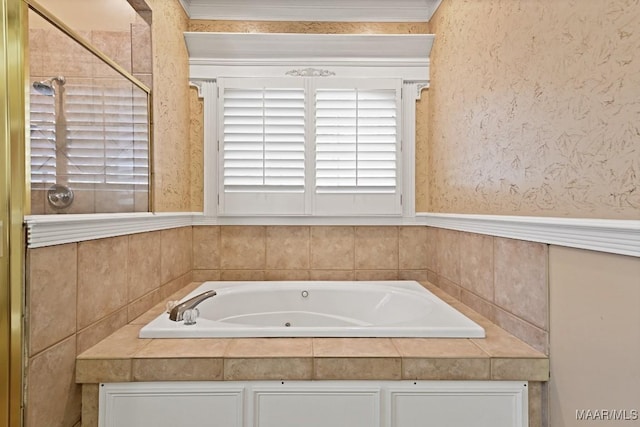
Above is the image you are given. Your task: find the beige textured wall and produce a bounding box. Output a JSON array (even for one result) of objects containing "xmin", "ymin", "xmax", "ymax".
[
  {"xmin": 429, "ymin": 0, "xmax": 640, "ymax": 219},
  {"xmin": 549, "ymin": 246, "xmax": 640, "ymax": 426},
  {"xmin": 148, "ymin": 0, "xmax": 191, "ymax": 211}
]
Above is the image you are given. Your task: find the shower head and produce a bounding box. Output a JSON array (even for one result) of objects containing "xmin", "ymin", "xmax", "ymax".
[{"xmin": 32, "ymin": 75, "xmax": 66, "ymax": 96}]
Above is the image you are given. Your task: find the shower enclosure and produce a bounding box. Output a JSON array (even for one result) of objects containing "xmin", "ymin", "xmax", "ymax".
[{"xmin": 28, "ymin": 2, "xmax": 151, "ymax": 214}]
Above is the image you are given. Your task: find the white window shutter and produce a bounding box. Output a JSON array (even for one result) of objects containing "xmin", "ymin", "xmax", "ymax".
[
  {"xmin": 29, "ymin": 82, "xmax": 149, "ymax": 189},
  {"xmin": 218, "ymin": 78, "xmax": 307, "ymax": 215},
  {"xmin": 313, "ymin": 78, "xmax": 402, "ymax": 216},
  {"xmin": 315, "ymin": 87, "xmax": 398, "ymax": 193}
]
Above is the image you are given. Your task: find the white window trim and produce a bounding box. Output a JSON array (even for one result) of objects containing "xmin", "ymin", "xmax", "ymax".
[{"xmin": 188, "ymin": 32, "xmax": 433, "ymax": 220}]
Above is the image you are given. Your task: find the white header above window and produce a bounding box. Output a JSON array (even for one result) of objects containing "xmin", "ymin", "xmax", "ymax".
[
  {"xmin": 186, "ymin": 32, "xmax": 434, "ymax": 81},
  {"xmin": 178, "ymin": 0, "xmax": 444, "ymax": 22}
]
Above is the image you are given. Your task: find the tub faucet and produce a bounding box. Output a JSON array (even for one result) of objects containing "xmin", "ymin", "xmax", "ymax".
[{"xmin": 169, "ymin": 290, "xmax": 217, "ymax": 321}]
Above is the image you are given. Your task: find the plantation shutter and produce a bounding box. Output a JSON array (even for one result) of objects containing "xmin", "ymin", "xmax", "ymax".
[
  {"xmin": 29, "ymin": 82, "xmax": 149, "ymax": 190},
  {"xmin": 218, "ymin": 78, "xmax": 307, "ymax": 215},
  {"xmin": 30, "ymin": 89, "xmax": 57, "ymax": 186},
  {"xmin": 313, "ymin": 79, "xmax": 402, "ymax": 215}
]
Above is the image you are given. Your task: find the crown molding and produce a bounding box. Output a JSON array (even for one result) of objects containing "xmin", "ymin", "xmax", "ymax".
[{"xmin": 178, "ymin": 0, "xmax": 443, "ymax": 22}]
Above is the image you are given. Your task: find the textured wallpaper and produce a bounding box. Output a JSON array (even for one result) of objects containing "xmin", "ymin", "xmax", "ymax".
[
  {"xmin": 428, "ymin": 0, "xmax": 640, "ymax": 219},
  {"xmin": 148, "ymin": 0, "xmax": 191, "ymax": 212}
]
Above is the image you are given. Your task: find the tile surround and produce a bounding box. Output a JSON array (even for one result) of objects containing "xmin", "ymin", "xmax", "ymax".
[
  {"xmin": 28, "ymin": 243, "xmax": 77, "ymax": 356},
  {"xmin": 26, "ymin": 227, "xmax": 193, "ymax": 427},
  {"xmin": 28, "ymin": 224, "xmax": 550, "ymax": 427}
]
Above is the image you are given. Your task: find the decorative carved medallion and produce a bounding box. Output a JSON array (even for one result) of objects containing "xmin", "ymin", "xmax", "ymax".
[{"xmin": 285, "ymin": 68, "xmax": 336, "ymax": 77}]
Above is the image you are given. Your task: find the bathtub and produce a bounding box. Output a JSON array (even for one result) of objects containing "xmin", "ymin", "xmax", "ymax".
[{"xmin": 139, "ymin": 281, "xmax": 485, "ymax": 338}]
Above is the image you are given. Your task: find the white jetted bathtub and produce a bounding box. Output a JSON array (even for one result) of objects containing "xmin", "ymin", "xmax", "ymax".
[{"xmin": 139, "ymin": 280, "xmax": 485, "ymax": 338}]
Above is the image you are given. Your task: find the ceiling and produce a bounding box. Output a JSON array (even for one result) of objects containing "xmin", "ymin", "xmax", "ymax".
[{"xmin": 178, "ymin": 0, "xmax": 443, "ymax": 22}]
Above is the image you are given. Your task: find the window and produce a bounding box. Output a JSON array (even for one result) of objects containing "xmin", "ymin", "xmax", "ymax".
[
  {"xmin": 186, "ymin": 32, "xmax": 432, "ymax": 219},
  {"xmin": 217, "ymin": 77, "xmax": 402, "ymax": 216}
]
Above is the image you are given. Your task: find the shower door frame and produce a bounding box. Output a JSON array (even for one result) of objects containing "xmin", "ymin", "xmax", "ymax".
[{"xmin": 1, "ymin": 0, "xmax": 27, "ymax": 425}]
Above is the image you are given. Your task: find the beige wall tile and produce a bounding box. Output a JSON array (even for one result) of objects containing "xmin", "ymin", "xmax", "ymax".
[
  {"xmin": 75, "ymin": 359, "xmax": 132, "ymax": 383},
  {"xmin": 434, "ymin": 228, "xmax": 460, "ymax": 284},
  {"xmin": 225, "ymin": 338, "xmax": 312, "ymax": 358},
  {"xmin": 470, "ymin": 325, "xmax": 545, "ymax": 358},
  {"xmin": 308, "ymin": 270, "xmax": 354, "ymax": 281},
  {"xmin": 91, "ymin": 30, "xmax": 132, "ymax": 74},
  {"xmin": 221, "ymin": 226, "xmax": 266, "ymax": 270},
  {"xmin": 28, "ymin": 243, "xmax": 77, "ymax": 356},
  {"xmin": 528, "ymin": 382, "xmax": 542, "ymax": 427},
  {"xmin": 393, "ymin": 338, "xmax": 489, "ymax": 358},
  {"xmin": 81, "ymin": 384, "xmax": 99, "ymax": 427},
  {"xmin": 355, "ymin": 226, "xmax": 398, "ymax": 270},
  {"xmin": 310, "ymin": 226, "xmax": 354, "ymax": 270},
  {"xmin": 399, "ymin": 226, "xmax": 429, "ymax": 269},
  {"xmin": 160, "ymin": 227, "xmax": 192, "ymax": 284},
  {"xmin": 159, "ymin": 272, "xmax": 193, "ymax": 300},
  {"xmin": 265, "ymin": 270, "xmax": 310, "ymax": 281},
  {"xmin": 354, "ymin": 270, "xmax": 398, "ymax": 281},
  {"xmin": 402, "ymin": 358, "xmax": 490, "ymax": 380},
  {"xmin": 493, "ymin": 307, "xmax": 549, "ymax": 354},
  {"xmin": 76, "ymin": 308, "xmax": 128, "ymax": 355},
  {"xmin": 192, "ymin": 269, "xmax": 221, "ymax": 282},
  {"xmin": 436, "ymin": 276, "xmax": 462, "ymax": 300},
  {"xmin": 459, "ymin": 232, "xmax": 494, "ymax": 301},
  {"xmin": 425, "ymin": 227, "xmax": 437, "ymax": 271},
  {"xmin": 77, "ymin": 236, "xmax": 128, "ymax": 330},
  {"xmin": 79, "ymin": 324, "xmax": 147, "ymax": 356},
  {"xmin": 131, "ymin": 22, "xmax": 152, "ymax": 74},
  {"xmin": 314, "ymin": 358, "xmax": 401, "ymax": 380},
  {"xmin": 192, "ymin": 226, "xmax": 220, "ymax": 269},
  {"xmin": 225, "ymin": 358, "xmax": 313, "ymax": 381},
  {"xmin": 221, "ymin": 270, "xmax": 265, "ymax": 281},
  {"xmin": 93, "ymin": 188, "xmax": 135, "ymax": 213},
  {"xmin": 491, "ymin": 358, "xmax": 549, "ymax": 381},
  {"xmin": 128, "ymin": 231, "xmax": 161, "ymax": 301},
  {"xmin": 398, "ymin": 270, "xmax": 430, "ymax": 282},
  {"xmin": 136, "ymin": 338, "xmax": 229, "ymax": 358},
  {"xmin": 313, "ymin": 338, "xmax": 399, "ymax": 357},
  {"xmin": 26, "ymin": 336, "xmax": 81, "ymax": 427},
  {"xmin": 494, "ymin": 238, "xmax": 548, "ymax": 329},
  {"xmin": 459, "ymin": 289, "xmax": 495, "ymax": 324},
  {"xmin": 266, "ymin": 226, "xmax": 310, "ymax": 269},
  {"xmin": 133, "ymin": 358, "xmax": 224, "ymax": 381},
  {"xmin": 127, "ymin": 288, "xmax": 162, "ymax": 322}
]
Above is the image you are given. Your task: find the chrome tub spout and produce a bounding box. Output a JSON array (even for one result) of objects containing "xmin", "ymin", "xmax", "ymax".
[{"xmin": 169, "ymin": 290, "xmax": 217, "ymax": 321}]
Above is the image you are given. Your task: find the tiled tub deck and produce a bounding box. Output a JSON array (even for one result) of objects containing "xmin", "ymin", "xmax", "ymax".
[{"xmin": 76, "ymin": 281, "xmax": 549, "ymax": 427}]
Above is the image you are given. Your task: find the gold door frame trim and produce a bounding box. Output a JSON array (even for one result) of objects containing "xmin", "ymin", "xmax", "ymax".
[{"xmin": 1, "ymin": 0, "xmax": 26, "ymax": 425}]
